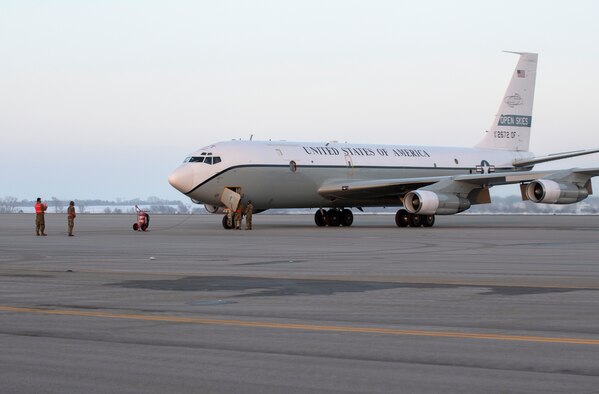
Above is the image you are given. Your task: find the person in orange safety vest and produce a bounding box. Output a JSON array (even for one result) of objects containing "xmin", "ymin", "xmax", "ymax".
[{"xmin": 34, "ymin": 197, "xmax": 48, "ymax": 236}]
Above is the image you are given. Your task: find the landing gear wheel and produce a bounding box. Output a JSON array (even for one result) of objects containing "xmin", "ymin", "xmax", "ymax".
[
  {"xmin": 222, "ymin": 214, "xmax": 233, "ymax": 230},
  {"xmin": 421, "ymin": 214, "xmax": 435, "ymax": 227},
  {"xmin": 133, "ymin": 223, "xmax": 139, "ymax": 231},
  {"xmin": 395, "ymin": 209, "xmax": 409, "ymax": 227},
  {"xmin": 340, "ymin": 209, "xmax": 353, "ymax": 227},
  {"xmin": 408, "ymin": 213, "xmax": 422, "ymax": 227},
  {"xmin": 326, "ymin": 209, "xmax": 341, "ymax": 227},
  {"xmin": 314, "ymin": 210, "xmax": 327, "ymax": 227}
]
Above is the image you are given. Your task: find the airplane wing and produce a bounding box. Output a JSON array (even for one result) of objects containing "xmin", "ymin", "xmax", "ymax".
[
  {"xmin": 318, "ymin": 168, "xmax": 599, "ymax": 201},
  {"xmin": 318, "ymin": 176, "xmax": 440, "ymax": 200}
]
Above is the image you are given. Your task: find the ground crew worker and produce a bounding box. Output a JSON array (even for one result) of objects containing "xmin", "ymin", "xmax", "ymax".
[
  {"xmin": 245, "ymin": 200, "xmax": 253, "ymax": 230},
  {"xmin": 34, "ymin": 197, "xmax": 48, "ymax": 236},
  {"xmin": 67, "ymin": 201, "xmax": 76, "ymax": 236},
  {"xmin": 234, "ymin": 204, "xmax": 243, "ymax": 230},
  {"xmin": 226, "ymin": 209, "xmax": 233, "ymax": 229}
]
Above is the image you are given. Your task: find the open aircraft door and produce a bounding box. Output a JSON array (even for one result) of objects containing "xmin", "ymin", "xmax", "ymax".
[
  {"xmin": 220, "ymin": 187, "xmax": 242, "ymax": 211},
  {"xmin": 219, "ymin": 187, "xmax": 242, "ymax": 229}
]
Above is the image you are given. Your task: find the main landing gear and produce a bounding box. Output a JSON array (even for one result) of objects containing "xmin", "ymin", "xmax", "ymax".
[
  {"xmin": 395, "ymin": 208, "xmax": 435, "ymax": 228},
  {"xmin": 313, "ymin": 208, "xmax": 435, "ymax": 228},
  {"xmin": 314, "ymin": 208, "xmax": 354, "ymax": 227}
]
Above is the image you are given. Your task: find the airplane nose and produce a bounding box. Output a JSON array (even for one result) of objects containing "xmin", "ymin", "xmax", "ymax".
[{"xmin": 168, "ymin": 165, "xmax": 195, "ymax": 194}]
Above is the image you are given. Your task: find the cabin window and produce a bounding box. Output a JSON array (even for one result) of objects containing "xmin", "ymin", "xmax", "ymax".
[{"xmin": 454, "ymin": 158, "xmax": 459, "ymax": 164}]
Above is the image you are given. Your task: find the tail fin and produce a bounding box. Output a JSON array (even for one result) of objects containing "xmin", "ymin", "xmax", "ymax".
[{"xmin": 476, "ymin": 52, "xmax": 538, "ymax": 151}]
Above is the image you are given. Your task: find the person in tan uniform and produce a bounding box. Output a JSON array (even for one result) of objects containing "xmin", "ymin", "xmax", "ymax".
[
  {"xmin": 234, "ymin": 204, "xmax": 243, "ymax": 230},
  {"xmin": 34, "ymin": 197, "xmax": 48, "ymax": 236},
  {"xmin": 245, "ymin": 200, "xmax": 253, "ymax": 230},
  {"xmin": 67, "ymin": 201, "xmax": 76, "ymax": 236}
]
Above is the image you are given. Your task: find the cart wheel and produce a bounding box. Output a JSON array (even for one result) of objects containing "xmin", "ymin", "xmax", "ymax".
[
  {"xmin": 133, "ymin": 223, "xmax": 139, "ymax": 231},
  {"xmin": 141, "ymin": 223, "xmax": 148, "ymax": 231}
]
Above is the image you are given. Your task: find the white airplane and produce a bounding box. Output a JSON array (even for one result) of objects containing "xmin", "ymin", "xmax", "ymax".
[{"xmin": 168, "ymin": 52, "xmax": 599, "ymax": 229}]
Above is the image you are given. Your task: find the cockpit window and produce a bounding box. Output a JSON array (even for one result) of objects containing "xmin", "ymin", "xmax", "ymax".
[{"xmin": 186, "ymin": 153, "xmax": 221, "ymax": 165}]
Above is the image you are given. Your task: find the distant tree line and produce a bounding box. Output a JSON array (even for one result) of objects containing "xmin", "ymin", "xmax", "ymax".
[
  {"xmin": 0, "ymin": 196, "xmax": 189, "ymax": 214},
  {"xmin": 467, "ymin": 195, "xmax": 599, "ymax": 214}
]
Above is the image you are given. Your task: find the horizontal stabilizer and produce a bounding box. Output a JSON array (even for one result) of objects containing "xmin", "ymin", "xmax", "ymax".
[{"xmin": 513, "ymin": 148, "xmax": 599, "ymax": 167}]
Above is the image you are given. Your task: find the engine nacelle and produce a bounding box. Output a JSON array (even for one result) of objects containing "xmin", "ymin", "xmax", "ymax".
[
  {"xmin": 404, "ymin": 190, "xmax": 471, "ymax": 215},
  {"xmin": 525, "ymin": 180, "xmax": 589, "ymax": 204},
  {"xmin": 204, "ymin": 204, "xmax": 225, "ymax": 214}
]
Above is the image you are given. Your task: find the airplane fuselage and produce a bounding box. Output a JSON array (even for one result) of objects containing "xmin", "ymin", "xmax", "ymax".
[{"xmin": 169, "ymin": 140, "xmax": 534, "ymax": 210}]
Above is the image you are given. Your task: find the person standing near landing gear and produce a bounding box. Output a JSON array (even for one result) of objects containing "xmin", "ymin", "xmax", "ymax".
[
  {"xmin": 234, "ymin": 204, "xmax": 243, "ymax": 230},
  {"xmin": 34, "ymin": 197, "xmax": 48, "ymax": 236},
  {"xmin": 67, "ymin": 201, "xmax": 76, "ymax": 236},
  {"xmin": 245, "ymin": 200, "xmax": 253, "ymax": 230}
]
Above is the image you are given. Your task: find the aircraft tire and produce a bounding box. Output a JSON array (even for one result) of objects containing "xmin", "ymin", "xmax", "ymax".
[
  {"xmin": 327, "ymin": 209, "xmax": 341, "ymax": 227},
  {"xmin": 314, "ymin": 210, "xmax": 327, "ymax": 227},
  {"xmin": 222, "ymin": 214, "xmax": 232, "ymax": 230},
  {"xmin": 408, "ymin": 213, "xmax": 422, "ymax": 227},
  {"xmin": 340, "ymin": 209, "xmax": 353, "ymax": 227},
  {"xmin": 395, "ymin": 209, "xmax": 409, "ymax": 227},
  {"xmin": 422, "ymin": 214, "xmax": 435, "ymax": 227}
]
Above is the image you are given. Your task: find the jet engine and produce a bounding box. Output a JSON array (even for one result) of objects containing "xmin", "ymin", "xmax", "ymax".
[
  {"xmin": 525, "ymin": 180, "xmax": 589, "ymax": 204},
  {"xmin": 204, "ymin": 204, "xmax": 225, "ymax": 214},
  {"xmin": 404, "ymin": 190, "xmax": 471, "ymax": 215}
]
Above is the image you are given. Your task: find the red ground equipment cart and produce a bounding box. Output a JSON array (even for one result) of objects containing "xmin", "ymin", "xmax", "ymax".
[{"xmin": 132, "ymin": 205, "xmax": 150, "ymax": 231}]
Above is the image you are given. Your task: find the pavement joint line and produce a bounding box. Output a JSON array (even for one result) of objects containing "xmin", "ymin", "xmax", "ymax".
[
  {"xmin": 3, "ymin": 269, "xmax": 598, "ymax": 290},
  {"xmin": 2, "ymin": 305, "xmax": 599, "ymax": 345}
]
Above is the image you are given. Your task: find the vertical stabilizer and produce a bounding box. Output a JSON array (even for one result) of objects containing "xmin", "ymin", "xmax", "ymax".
[{"xmin": 476, "ymin": 52, "xmax": 538, "ymax": 151}]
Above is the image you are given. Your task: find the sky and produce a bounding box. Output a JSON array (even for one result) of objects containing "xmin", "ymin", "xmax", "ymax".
[{"xmin": 2, "ymin": 0, "xmax": 599, "ymax": 201}]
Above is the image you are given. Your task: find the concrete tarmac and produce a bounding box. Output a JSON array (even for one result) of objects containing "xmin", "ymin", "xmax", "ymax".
[{"xmin": 1, "ymin": 213, "xmax": 599, "ymax": 393}]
